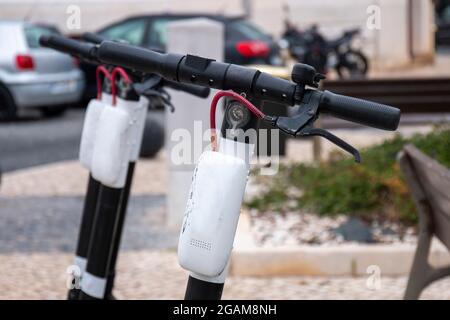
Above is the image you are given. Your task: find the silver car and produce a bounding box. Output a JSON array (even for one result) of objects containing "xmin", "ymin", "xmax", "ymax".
[{"xmin": 0, "ymin": 21, "xmax": 84, "ymax": 119}]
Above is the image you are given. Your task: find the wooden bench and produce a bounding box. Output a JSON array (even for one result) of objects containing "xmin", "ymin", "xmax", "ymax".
[{"xmin": 398, "ymin": 144, "xmax": 450, "ymax": 299}]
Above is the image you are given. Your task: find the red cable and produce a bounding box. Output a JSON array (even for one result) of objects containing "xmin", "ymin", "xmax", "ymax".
[
  {"xmin": 209, "ymin": 90, "xmax": 265, "ymax": 150},
  {"xmin": 96, "ymin": 66, "xmax": 112, "ymax": 100},
  {"xmin": 111, "ymin": 67, "xmax": 132, "ymax": 106}
]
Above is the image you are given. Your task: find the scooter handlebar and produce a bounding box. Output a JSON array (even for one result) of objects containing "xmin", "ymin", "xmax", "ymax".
[
  {"xmin": 97, "ymin": 41, "xmax": 297, "ymax": 105},
  {"xmin": 165, "ymin": 80, "xmax": 210, "ymax": 98},
  {"xmin": 320, "ymin": 90, "xmax": 400, "ymax": 131},
  {"xmin": 82, "ymin": 32, "xmax": 107, "ymax": 45},
  {"xmin": 41, "ymin": 36, "xmax": 400, "ymax": 131},
  {"xmin": 98, "ymin": 40, "xmax": 172, "ymax": 77},
  {"xmin": 39, "ymin": 35, "xmax": 96, "ymax": 60}
]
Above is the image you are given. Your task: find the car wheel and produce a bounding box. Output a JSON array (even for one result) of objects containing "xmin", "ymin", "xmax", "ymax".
[
  {"xmin": 140, "ymin": 118, "xmax": 164, "ymax": 159},
  {"xmin": 0, "ymin": 84, "xmax": 17, "ymax": 120},
  {"xmin": 41, "ymin": 106, "xmax": 67, "ymax": 118}
]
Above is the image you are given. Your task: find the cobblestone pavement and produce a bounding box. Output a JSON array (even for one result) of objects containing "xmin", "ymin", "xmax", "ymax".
[
  {"xmin": 1, "ymin": 127, "xmax": 449, "ymax": 299},
  {"xmin": 0, "ymin": 154, "xmax": 177, "ymax": 254},
  {"xmin": 1, "ymin": 250, "xmax": 449, "ymax": 300}
]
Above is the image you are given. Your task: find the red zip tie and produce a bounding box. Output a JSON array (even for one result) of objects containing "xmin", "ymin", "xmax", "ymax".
[
  {"xmin": 96, "ymin": 66, "xmax": 112, "ymax": 100},
  {"xmin": 210, "ymin": 90, "xmax": 265, "ymax": 151},
  {"xmin": 111, "ymin": 67, "xmax": 132, "ymax": 106}
]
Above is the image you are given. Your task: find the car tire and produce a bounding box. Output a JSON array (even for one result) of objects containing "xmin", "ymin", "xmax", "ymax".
[
  {"xmin": 140, "ymin": 118, "xmax": 164, "ymax": 159},
  {"xmin": 0, "ymin": 84, "xmax": 17, "ymax": 120},
  {"xmin": 40, "ymin": 106, "xmax": 67, "ymax": 118}
]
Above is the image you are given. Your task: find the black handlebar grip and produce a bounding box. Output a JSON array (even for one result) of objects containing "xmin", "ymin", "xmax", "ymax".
[
  {"xmin": 82, "ymin": 32, "xmax": 106, "ymax": 44},
  {"xmin": 165, "ymin": 80, "xmax": 210, "ymax": 98},
  {"xmin": 39, "ymin": 35, "xmax": 95, "ymax": 59},
  {"xmin": 320, "ymin": 90, "xmax": 401, "ymax": 131},
  {"xmin": 98, "ymin": 41, "xmax": 182, "ymax": 80}
]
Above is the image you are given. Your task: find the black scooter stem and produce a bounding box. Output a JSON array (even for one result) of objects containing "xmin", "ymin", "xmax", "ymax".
[
  {"xmin": 68, "ymin": 174, "xmax": 101, "ymax": 300},
  {"xmin": 104, "ymin": 162, "xmax": 136, "ymax": 299},
  {"xmin": 184, "ymin": 276, "xmax": 224, "ymax": 300},
  {"xmin": 79, "ymin": 185, "xmax": 123, "ymax": 300}
]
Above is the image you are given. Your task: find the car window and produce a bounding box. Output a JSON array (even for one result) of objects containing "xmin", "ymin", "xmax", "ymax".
[
  {"xmin": 147, "ymin": 18, "xmax": 174, "ymax": 48},
  {"xmin": 25, "ymin": 25, "xmax": 60, "ymax": 49},
  {"xmin": 99, "ymin": 19, "xmax": 146, "ymax": 45},
  {"xmin": 226, "ymin": 20, "xmax": 271, "ymax": 41},
  {"xmin": 441, "ymin": 6, "xmax": 450, "ymax": 23}
]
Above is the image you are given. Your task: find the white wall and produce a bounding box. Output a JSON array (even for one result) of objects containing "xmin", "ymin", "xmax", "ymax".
[
  {"xmin": 411, "ymin": 0, "xmax": 435, "ymax": 62},
  {"xmin": 0, "ymin": 0, "xmax": 435, "ymax": 69},
  {"xmin": 0, "ymin": 0, "xmax": 243, "ymax": 33}
]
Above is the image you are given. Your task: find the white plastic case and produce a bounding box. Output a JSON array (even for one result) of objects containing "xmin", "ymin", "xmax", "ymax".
[
  {"xmin": 79, "ymin": 98, "xmax": 106, "ymax": 169},
  {"xmin": 116, "ymin": 96, "xmax": 149, "ymax": 162},
  {"xmin": 178, "ymin": 150, "xmax": 249, "ymax": 277},
  {"xmin": 90, "ymin": 104, "xmax": 132, "ymax": 188}
]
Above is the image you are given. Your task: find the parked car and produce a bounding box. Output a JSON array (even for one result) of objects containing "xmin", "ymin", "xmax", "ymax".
[
  {"xmin": 436, "ymin": 3, "xmax": 450, "ymax": 46},
  {"xmin": 80, "ymin": 14, "xmax": 282, "ymax": 99},
  {"xmin": 0, "ymin": 21, "xmax": 85, "ymax": 119}
]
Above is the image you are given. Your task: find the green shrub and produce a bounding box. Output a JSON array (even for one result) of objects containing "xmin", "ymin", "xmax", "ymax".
[{"xmin": 246, "ymin": 125, "xmax": 450, "ymax": 225}]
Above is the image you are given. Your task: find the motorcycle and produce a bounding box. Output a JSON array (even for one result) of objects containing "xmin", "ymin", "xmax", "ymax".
[{"xmin": 281, "ymin": 23, "xmax": 369, "ymax": 79}]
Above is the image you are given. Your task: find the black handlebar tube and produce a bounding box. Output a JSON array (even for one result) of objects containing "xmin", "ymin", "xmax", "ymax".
[
  {"xmin": 97, "ymin": 41, "xmax": 400, "ymax": 131},
  {"xmin": 39, "ymin": 35, "xmax": 98, "ymax": 62},
  {"xmin": 82, "ymin": 32, "xmax": 106, "ymax": 45},
  {"xmin": 40, "ymin": 35, "xmax": 400, "ymax": 132},
  {"xmin": 97, "ymin": 41, "xmax": 297, "ymax": 106},
  {"xmin": 164, "ymin": 81, "xmax": 209, "ymax": 98},
  {"xmin": 39, "ymin": 35, "xmax": 210, "ymax": 99}
]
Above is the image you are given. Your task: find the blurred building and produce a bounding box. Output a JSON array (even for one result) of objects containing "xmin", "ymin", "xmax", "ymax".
[
  {"xmin": 270, "ymin": 0, "xmax": 436, "ymax": 70},
  {"xmin": 0, "ymin": 0, "xmax": 435, "ymax": 70}
]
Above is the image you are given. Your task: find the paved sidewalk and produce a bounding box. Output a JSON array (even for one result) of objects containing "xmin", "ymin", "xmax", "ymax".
[
  {"xmin": 1, "ymin": 127, "xmax": 448, "ymax": 299},
  {"xmin": 1, "ymin": 250, "xmax": 449, "ymax": 300},
  {"xmin": 0, "ymin": 154, "xmax": 177, "ymax": 254}
]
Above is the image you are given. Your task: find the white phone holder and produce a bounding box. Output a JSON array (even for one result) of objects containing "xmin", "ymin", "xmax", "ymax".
[
  {"xmin": 78, "ymin": 94, "xmax": 111, "ymax": 170},
  {"xmin": 90, "ymin": 103, "xmax": 132, "ymax": 188},
  {"xmin": 178, "ymin": 138, "xmax": 251, "ymax": 278},
  {"xmin": 117, "ymin": 96, "xmax": 149, "ymax": 162}
]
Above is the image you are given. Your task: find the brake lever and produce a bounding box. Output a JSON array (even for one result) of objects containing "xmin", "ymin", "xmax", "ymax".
[
  {"xmin": 133, "ymin": 75, "xmax": 175, "ymax": 112},
  {"xmin": 296, "ymin": 125, "xmax": 361, "ymax": 162},
  {"xmin": 132, "ymin": 75, "xmax": 162, "ymax": 95},
  {"xmin": 263, "ymin": 89, "xmax": 361, "ymax": 162}
]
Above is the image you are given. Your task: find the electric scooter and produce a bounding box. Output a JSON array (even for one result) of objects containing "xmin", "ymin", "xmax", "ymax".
[
  {"xmin": 80, "ymin": 33, "xmax": 210, "ymax": 300},
  {"xmin": 68, "ymin": 64, "xmax": 113, "ymax": 300},
  {"xmin": 39, "ymin": 35, "xmax": 210, "ymax": 300},
  {"xmin": 84, "ymin": 40, "xmax": 401, "ymax": 299}
]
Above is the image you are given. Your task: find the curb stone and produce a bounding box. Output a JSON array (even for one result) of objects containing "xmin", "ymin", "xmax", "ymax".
[{"xmin": 230, "ymin": 214, "xmax": 450, "ymax": 277}]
